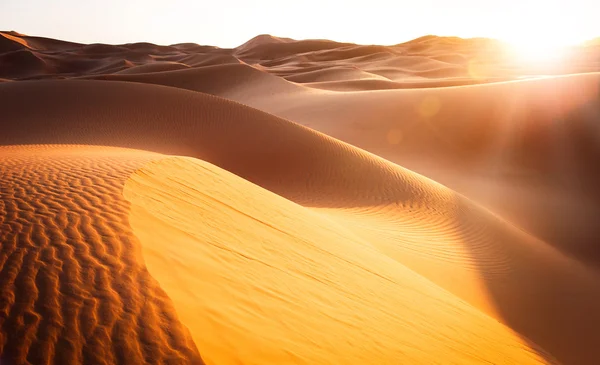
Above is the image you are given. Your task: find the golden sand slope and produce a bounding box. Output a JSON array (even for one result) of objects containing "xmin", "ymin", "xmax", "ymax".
[
  {"xmin": 0, "ymin": 145, "xmax": 555, "ymax": 365},
  {"xmin": 1, "ymin": 31, "xmax": 600, "ymax": 364},
  {"xmin": 123, "ymin": 156, "xmax": 553, "ymax": 365},
  {"xmin": 0, "ymin": 146, "xmax": 203, "ymax": 364}
]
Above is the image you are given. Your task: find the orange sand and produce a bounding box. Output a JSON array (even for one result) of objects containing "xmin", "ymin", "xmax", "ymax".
[{"xmin": 1, "ymin": 31, "xmax": 599, "ymax": 364}]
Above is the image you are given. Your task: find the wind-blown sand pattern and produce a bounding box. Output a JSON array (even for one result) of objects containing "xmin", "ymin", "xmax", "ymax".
[
  {"xmin": 1, "ymin": 31, "xmax": 599, "ymax": 364},
  {"xmin": 0, "ymin": 146, "xmax": 203, "ymax": 364}
]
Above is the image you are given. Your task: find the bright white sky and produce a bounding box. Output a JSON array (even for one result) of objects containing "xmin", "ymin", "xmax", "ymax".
[{"xmin": 1, "ymin": 0, "xmax": 597, "ymax": 47}]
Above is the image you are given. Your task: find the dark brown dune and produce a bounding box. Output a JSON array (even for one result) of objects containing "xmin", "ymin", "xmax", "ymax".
[
  {"xmin": 87, "ymin": 63, "xmax": 305, "ymax": 105},
  {"xmin": 298, "ymin": 45, "xmax": 397, "ymax": 62},
  {"xmin": 283, "ymin": 66, "xmax": 388, "ymax": 83},
  {"xmin": 173, "ymin": 53, "xmax": 241, "ymax": 67},
  {"xmin": 0, "ymin": 32, "xmax": 81, "ymax": 51},
  {"xmin": 235, "ymin": 37, "xmax": 354, "ymax": 62},
  {"xmin": 0, "ymin": 32, "xmax": 30, "ymax": 52},
  {"xmin": 0, "ymin": 49, "xmax": 50, "ymax": 78},
  {"xmin": 114, "ymin": 61, "xmax": 191, "ymax": 74}
]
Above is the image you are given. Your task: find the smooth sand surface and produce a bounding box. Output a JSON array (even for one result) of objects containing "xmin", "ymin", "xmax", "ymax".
[{"xmin": 1, "ymin": 31, "xmax": 599, "ymax": 364}]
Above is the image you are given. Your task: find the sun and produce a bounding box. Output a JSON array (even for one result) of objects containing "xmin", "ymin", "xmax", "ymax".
[
  {"xmin": 494, "ymin": 2, "xmax": 589, "ymax": 67},
  {"xmin": 499, "ymin": 29, "xmax": 587, "ymax": 69},
  {"xmin": 507, "ymin": 39, "xmax": 571, "ymax": 65}
]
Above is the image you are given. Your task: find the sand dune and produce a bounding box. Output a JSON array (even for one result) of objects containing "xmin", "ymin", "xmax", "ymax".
[
  {"xmin": 114, "ymin": 61, "xmax": 191, "ymax": 74},
  {"xmin": 1, "ymin": 31, "xmax": 600, "ymax": 364},
  {"xmin": 0, "ymin": 146, "xmax": 203, "ymax": 364},
  {"xmin": 87, "ymin": 63, "xmax": 308, "ymax": 108},
  {"xmin": 283, "ymin": 66, "xmax": 390, "ymax": 83},
  {"xmin": 124, "ymin": 156, "xmax": 554, "ymax": 365}
]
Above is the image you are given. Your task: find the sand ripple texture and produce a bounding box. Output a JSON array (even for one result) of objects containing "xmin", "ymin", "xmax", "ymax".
[{"xmin": 0, "ymin": 146, "xmax": 204, "ymax": 365}]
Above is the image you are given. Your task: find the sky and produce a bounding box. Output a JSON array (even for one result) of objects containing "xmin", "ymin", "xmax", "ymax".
[{"xmin": 1, "ymin": 0, "xmax": 598, "ymax": 48}]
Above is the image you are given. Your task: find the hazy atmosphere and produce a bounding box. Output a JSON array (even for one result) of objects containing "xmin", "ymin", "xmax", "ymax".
[{"xmin": 1, "ymin": 0, "xmax": 598, "ymax": 47}]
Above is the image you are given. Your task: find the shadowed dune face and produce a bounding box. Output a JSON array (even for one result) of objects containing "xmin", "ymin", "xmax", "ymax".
[
  {"xmin": 0, "ymin": 146, "xmax": 204, "ymax": 364},
  {"xmin": 1, "ymin": 31, "xmax": 600, "ymax": 365},
  {"xmin": 0, "ymin": 49, "xmax": 51, "ymax": 78},
  {"xmin": 0, "ymin": 80, "xmax": 439, "ymax": 209}
]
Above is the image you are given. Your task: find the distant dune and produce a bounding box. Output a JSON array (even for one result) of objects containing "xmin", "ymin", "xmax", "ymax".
[{"xmin": 1, "ymin": 31, "xmax": 599, "ymax": 364}]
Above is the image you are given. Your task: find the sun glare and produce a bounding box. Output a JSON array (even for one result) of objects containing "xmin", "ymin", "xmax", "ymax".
[
  {"xmin": 508, "ymin": 40, "xmax": 570, "ymax": 65},
  {"xmin": 495, "ymin": 1, "xmax": 589, "ymax": 67}
]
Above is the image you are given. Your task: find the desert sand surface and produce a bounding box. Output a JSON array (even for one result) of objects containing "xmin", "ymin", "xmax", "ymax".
[{"xmin": 1, "ymin": 31, "xmax": 600, "ymax": 364}]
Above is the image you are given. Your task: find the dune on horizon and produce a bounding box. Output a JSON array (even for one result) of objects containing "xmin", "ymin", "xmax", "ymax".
[{"xmin": 1, "ymin": 30, "xmax": 600, "ymax": 365}]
